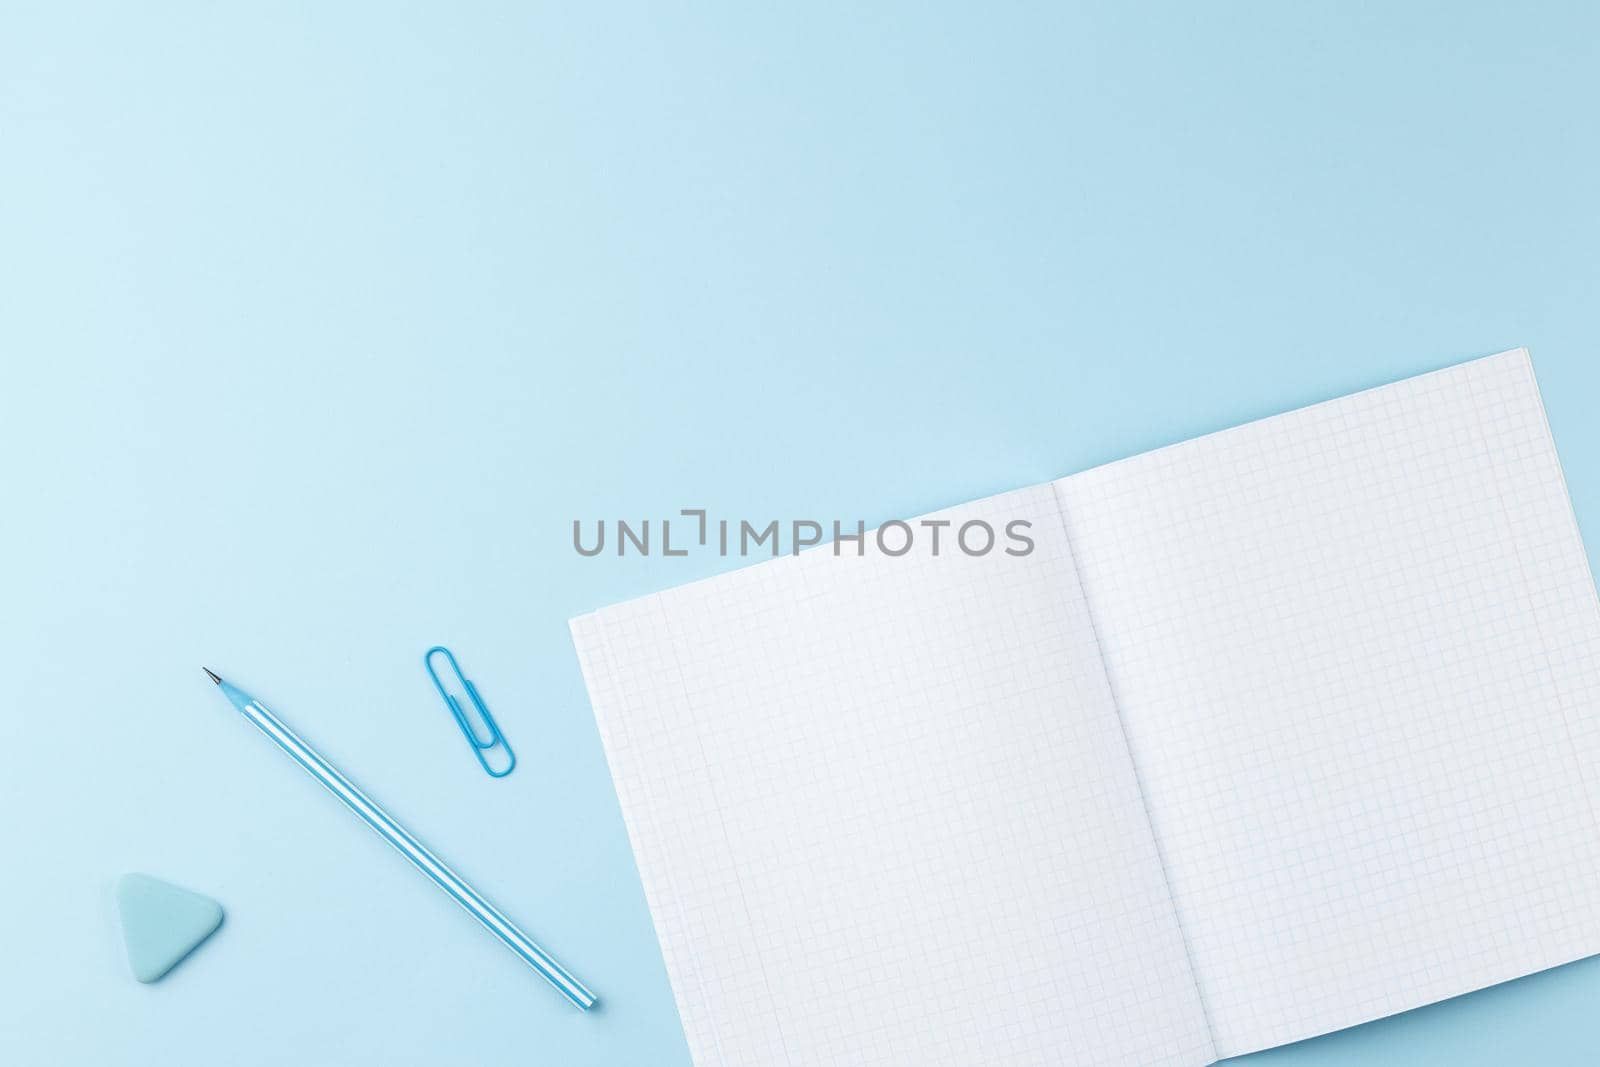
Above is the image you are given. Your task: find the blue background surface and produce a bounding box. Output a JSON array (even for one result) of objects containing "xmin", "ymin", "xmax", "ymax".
[{"xmin": 3, "ymin": 3, "xmax": 1599, "ymax": 1064}]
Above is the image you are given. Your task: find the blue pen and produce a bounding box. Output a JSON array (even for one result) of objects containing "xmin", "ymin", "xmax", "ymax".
[{"xmin": 204, "ymin": 668, "xmax": 597, "ymax": 1010}]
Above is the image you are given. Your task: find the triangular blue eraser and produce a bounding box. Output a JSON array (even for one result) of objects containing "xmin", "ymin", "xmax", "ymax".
[{"xmin": 115, "ymin": 873, "xmax": 224, "ymax": 983}]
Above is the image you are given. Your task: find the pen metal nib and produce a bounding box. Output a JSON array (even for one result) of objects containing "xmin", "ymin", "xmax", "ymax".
[{"xmin": 203, "ymin": 667, "xmax": 221, "ymax": 685}]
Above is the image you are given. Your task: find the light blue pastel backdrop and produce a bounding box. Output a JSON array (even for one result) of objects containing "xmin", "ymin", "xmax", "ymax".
[{"xmin": 3, "ymin": 3, "xmax": 1598, "ymax": 1064}]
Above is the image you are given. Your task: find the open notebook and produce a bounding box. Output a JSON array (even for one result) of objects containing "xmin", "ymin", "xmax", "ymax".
[{"xmin": 571, "ymin": 348, "xmax": 1600, "ymax": 1066}]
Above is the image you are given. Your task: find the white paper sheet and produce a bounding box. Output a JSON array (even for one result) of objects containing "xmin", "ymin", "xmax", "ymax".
[
  {"xmin": 573, "ymin": 485, "xmax": 1213, "ymax": 1067},
  {"xmin": 1056, "ymin": 349, "xmax": 1600, "ymax": 1055}
]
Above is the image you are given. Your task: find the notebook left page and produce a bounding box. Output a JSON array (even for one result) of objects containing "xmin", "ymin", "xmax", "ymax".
[{"xmin": 572, "ymin": 484, "xmax": 1214, "ymax": 1067}]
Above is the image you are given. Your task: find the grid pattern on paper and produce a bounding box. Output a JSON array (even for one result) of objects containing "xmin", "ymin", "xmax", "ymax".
[
  {"xmin": 1056, "ymin": 349, "xmax": 1600, "ymax": 1056},
  {"xmin": 572, "ymin": 484, "xmax": 1214, "ymax": 1067}
]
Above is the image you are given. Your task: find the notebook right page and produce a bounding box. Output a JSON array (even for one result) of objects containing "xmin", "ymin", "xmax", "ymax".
[{"xmin": 1054, "ymin": 349, "xmax": 1600, "ymax": 1057}]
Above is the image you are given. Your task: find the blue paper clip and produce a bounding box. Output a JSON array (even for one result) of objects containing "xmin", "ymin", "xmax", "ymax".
[{"xmin": 424, "ymin": 646, "xmax": 516, "ymax": 778}]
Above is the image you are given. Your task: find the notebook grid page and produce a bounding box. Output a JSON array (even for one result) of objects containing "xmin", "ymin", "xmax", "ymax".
[
  {"xmin": 1055, "ymin": 350, "xmax": 1600, "ymax": 1056},
  {"xmin": 572, "ymin": 485, "xmax": 1213, "ymax": 1067}
]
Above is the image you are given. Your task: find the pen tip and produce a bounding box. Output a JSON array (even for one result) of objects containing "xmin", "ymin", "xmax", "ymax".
[{"xmin": 203, "ymin": 667, "xmax": 221, "ymax": 685}]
